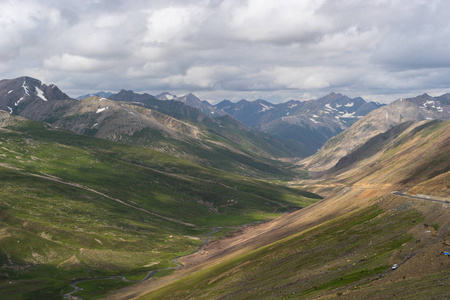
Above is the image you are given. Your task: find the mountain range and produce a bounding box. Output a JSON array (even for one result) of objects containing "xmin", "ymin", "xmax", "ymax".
[
  {"xmin": 215, "ymin": 93, "xmax": 383, "ymax": 154},
  {"xmin": 0, "ymin": 77, "xmax": 299, "ymax": 178},
  {"xmin": 303, "ymin": 93, "xmax": 450, "ymax": 171},
  {"xmin": 0, "ymin": 77, "xmax": 380, "ymax": 166},
  {"xmin": 0, "ymin": 76, "xmax": 449, "ymax": 299},
  {"xmin": 1, "ymin": 76, "xmax": 449, "ymax": 173}
]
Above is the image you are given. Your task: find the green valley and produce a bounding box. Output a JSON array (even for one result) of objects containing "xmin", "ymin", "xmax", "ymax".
[{"xmin": 0, "ymin": 112, "xmax": 321, "ymax": 299}]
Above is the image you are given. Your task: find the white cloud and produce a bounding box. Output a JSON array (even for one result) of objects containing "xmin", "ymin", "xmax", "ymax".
[
  {"xmin": 44, "ymin": 53, "xmax": 111, "ymax": 72},
  {"xmin": 221, "ymin": 0, "xmax": 330, "ymax": 44},
  {"xmin": 143, "ymin": 5, "xmax": 207, "ymax": 44},
  {"xmin": 162, "ymin": 65, "xmax": 241, "ymax": 89},
  {"xmin": 1, "ymin": 0, "xmax": 450, "ymax": 102}
]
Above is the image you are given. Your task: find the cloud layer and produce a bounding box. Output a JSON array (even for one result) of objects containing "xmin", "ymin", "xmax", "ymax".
[{"xmin": 1, "ymin": 0, "xmax": 450, "ymax": 103}]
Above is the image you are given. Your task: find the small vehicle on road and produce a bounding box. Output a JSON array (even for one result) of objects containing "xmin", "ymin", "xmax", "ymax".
[{"xmin": 392, "ymin": 264, "xmax": 398, "ymax": 270}]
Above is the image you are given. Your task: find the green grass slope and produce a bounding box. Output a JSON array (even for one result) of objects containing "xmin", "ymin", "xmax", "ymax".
[
  {"xmin": 19, "ymin": 95, "xmax": 302, "ymax": 178},
  {"xmin": 139, "ymin": 204, "xmax": 425, "ymax": 300},
  {"xmin": 0, "ymin": 112, "xmax": 321, "ymax": 299}
]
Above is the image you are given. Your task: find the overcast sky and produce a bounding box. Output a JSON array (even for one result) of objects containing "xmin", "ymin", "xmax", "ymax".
[{"xmin": 1, "ymin": 0, "xmax": 450, "ymax": 103}]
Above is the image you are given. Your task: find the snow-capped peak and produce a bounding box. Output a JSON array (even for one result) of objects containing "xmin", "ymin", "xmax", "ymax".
[{"xmin": 156, "ymin": 92, "xmax": 177, "ymax": 101}]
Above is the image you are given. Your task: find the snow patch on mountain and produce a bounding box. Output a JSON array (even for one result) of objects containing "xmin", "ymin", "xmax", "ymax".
[
  {"xmin": 325, "ymin": 104, "xmax": 337, "ymax": 111},
  {"xmin": 344, "ymin": 102, "xmax": 354, "ymax": 107},
  {"xmin": 259, "ymin": 103, "xmax": 274, "ymax": 113},
  {"xmin": 7, "ymin": 90, "xmax": 13, "ymax": 94},
  {"xmin": 22, "ymin": 80, "xmax": 30, "ymax": 96},
  {"xmin": 340, "ymin": 111, "xmax": 356, "ymax": 118},
  {"xmin": 15, "ymin": 97, "xmax": 25, "ymax": 106},
  {"xmin": 96, "ymin": 107, "xmax": 108, "ymax": 113},
  {"xmin": 35, "ymin": 87, "xmax": 48, "ymax": 101},
  {"xmin": 421, "ymin": 100, "xmax": 435, "ymax": 108}
]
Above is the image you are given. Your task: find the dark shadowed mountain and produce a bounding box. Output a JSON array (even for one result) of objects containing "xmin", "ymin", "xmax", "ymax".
[
  {"xmin": 156, "ymin": 92, "xmax": 226, "ymax": 118},
  {"xmin": 0, "ymin": 76, "xmax": 71, "ymax": 115}
]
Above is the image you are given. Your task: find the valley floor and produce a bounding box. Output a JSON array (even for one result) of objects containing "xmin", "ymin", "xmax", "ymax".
[{"xmin": 107, "ymin": 179, "xmax": 450, "ymax": 299}]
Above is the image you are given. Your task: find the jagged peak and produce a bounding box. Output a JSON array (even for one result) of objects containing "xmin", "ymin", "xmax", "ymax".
[{"xmin": 156, "ymin": 92, "xmax": 176, "ymax": 100}]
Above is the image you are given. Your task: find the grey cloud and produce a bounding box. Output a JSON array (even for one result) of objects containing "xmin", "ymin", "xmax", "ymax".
[{"xmin": 1, "ymin": 0, "xmax": 450, "ymax": 103}]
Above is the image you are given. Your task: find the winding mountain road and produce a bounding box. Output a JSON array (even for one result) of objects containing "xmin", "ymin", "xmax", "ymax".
[{"xmin": 392, "ymin": 191, "xmax": 450, "ymax": 206}]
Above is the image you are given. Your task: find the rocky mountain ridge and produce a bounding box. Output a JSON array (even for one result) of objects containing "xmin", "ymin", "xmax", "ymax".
[
  {"xmin": 0, "ymin": 77, "xmax": 300, "ymax": 177},
  {"xmin": 215, "ymin": 93, "xmax": 384, "ymax": 156},
  {"xmin": 0, "ymin": 76, "xmax": 71, "ymax": 115},
  {"xmin": 302, "ymin": 93, "xmax": 450, "ymax": 171},
  {"xmin": 156, "ymin": 92, "xmax": 226, "ymax": 118}
]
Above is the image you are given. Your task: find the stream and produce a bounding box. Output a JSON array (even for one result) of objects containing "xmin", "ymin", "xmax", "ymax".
[{"xmin": 63, "ymin": 221, "xmax": 265, "ymax": 299}]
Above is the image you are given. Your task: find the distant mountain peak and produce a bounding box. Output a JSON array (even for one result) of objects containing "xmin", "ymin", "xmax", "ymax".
[
  {"xmin": 0, "ymin": 76, "xmax": 71, "ymax": 114},
  {"xmin": 182, "ymin": 93, "xmax": 200, "ymax": 101},
  {"xmin": 77, "ymin": 91, "xmax": 113, "ymax": 100},
  {"xmin": 156, "ymin": 92, "xmax": 176, "ymax": 100}
]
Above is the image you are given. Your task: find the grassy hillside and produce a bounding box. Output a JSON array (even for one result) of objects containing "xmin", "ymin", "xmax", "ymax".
[
  {"xmin": 21, "ymin": 96, "xmax": 301, "ymax": 179},
  {"xmin": 128, "ymin": 120, "xmax": 450, "ymax": 300},
  {"xmin": 0, "ymin": 112, "xmax": 321, "ymax": 299},
  {"xmin": 137, "ymin": 202, "xmax": 439, "ymax": 300}
]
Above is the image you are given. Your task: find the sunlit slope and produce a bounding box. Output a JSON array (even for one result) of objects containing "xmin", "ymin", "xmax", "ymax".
[
  {"xmin": 329, "ymin": 120, "xmax": 450, "ymax": 188},
  {"xmin": 0, "ymin": 112, "xmax": 321, "ymax": 299}
]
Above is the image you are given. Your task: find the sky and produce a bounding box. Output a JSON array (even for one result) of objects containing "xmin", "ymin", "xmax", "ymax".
[{"xmin": 1, "ymin": 0, "xmax": 450, "ymax": 104}]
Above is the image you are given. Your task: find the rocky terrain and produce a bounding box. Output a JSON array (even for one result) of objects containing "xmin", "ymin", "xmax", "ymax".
[
  {"xmin": 302, "ymin": 93, "xmax": 450, "ymax": 171},
  {"xmin": 215, "ymin": 93, "xmax": 383, "ymax": 156}
]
